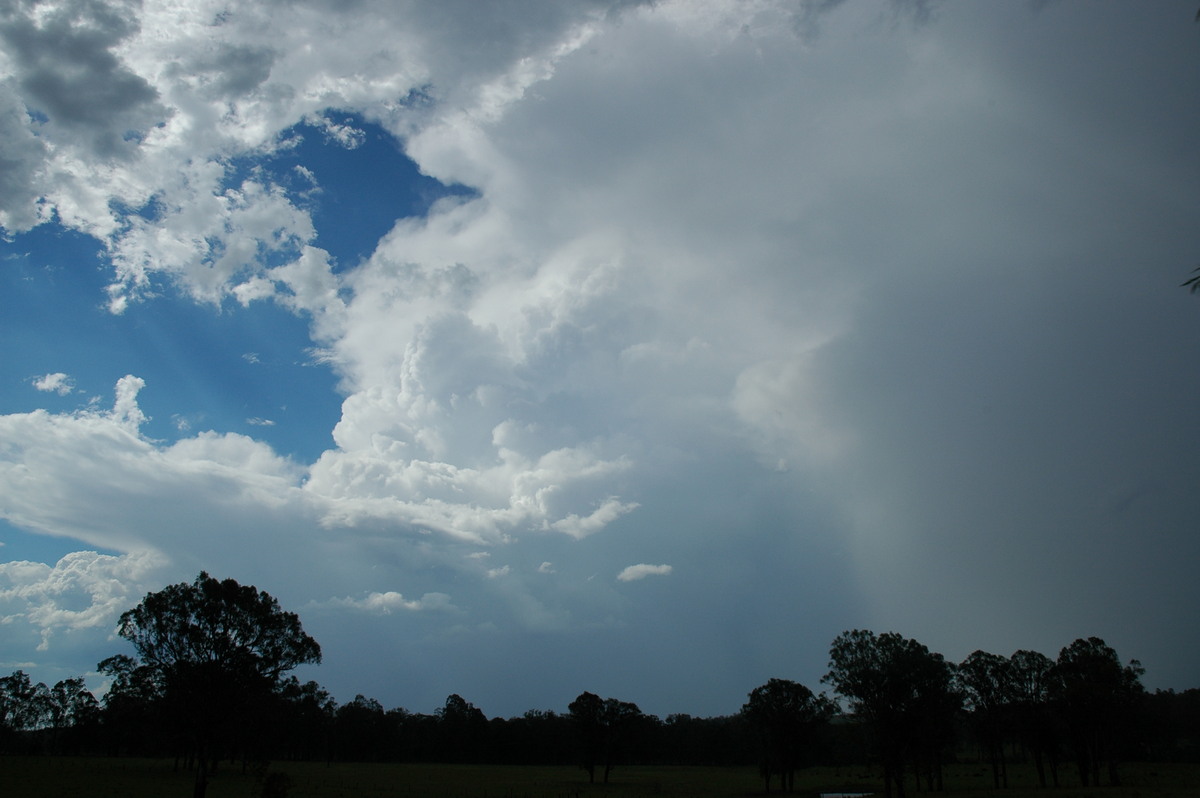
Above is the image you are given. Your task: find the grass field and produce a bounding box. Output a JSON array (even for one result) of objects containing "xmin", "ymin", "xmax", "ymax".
[{"xmin": 2, "ymin": 757, "xmax": 1198, "ymax": 798}]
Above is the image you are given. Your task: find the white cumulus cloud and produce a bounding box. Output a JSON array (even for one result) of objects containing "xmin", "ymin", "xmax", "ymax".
[
  {"xmin": 32, "ymin": 373, "xmax": 74, "ymax": 395},
  {"xmin": 0, "ymin": 550, "xmax": 167, "ymax": 650},
  {"xmin": 617, "ymin": 563, "xmax": 672, "ymax": 582},
  {"xmin": 321, "ymin": 591, "xmax": 454, "ymax": 615}
]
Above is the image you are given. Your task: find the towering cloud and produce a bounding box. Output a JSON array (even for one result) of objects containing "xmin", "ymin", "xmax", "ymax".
[{"xmin": 1, "ymin": 1, "xmax": 1198, "ymax": 716}]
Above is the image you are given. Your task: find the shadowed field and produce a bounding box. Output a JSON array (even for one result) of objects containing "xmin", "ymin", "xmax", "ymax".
[{"xmin": 2, "ymin": 758, "xmax": 1198, "ymax": 798}]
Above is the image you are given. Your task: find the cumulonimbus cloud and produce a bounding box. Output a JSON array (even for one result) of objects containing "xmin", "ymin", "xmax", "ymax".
[{"xmin": 2, "ymin": 0, "xmax": 1199, "ymax": 714}]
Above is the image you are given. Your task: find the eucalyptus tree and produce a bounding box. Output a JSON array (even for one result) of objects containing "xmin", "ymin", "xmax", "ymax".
[
  {"xmin": 436, "ymin": 693, "xmax": 488, "ymax": 762},
  {"xmin": 0, "ymin": 671, "xmax": 46, "ymax": 735},
  {"xmin": 114, "ymin": 572, "xmax": 321, "ymax": 798},
  {"xmin": 824, "ymin": 630, "xmax": 960, "ymax": 798},
  {"xmin": 1050, "ymin": 637, "xmax": 1144, "ymax": 787},
  {"xmin": 1008, "ymin": 649, "xmax": 1059, "ymax": 787},
  {"xmin": 957, "ymin": 651, "xmax": 1013, "ymax": 788},
  {"xmin": 741, "ymin": 678, "xmax": 837, "ymax": 793},
  {"xmin": 568, "ymin": 691, "xmax": 644, "ymax": 784},
  {"xmin": 45, "ymin": 677, "xmax": 99, "ymax": 753}
]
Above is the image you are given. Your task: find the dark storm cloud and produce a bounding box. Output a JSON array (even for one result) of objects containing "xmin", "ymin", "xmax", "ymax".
[
  {"xmin": 0, "ymin": 80, "xmax": 47, "ymax": 229},
  {"xmin": 0, "ymin": 0, "xmax": 160, "ymax": 157},
  {"xmin": 171, "ymin": 42, "xmax": 277, "ymax": 99}
]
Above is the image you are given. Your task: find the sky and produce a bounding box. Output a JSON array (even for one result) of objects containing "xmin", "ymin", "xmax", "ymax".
[{"xmin": 1, "ymin": 0, "xmax": 1199, "ymax": 720}]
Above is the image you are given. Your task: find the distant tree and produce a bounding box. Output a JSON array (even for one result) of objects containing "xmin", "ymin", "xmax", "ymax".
[
  {"xmin": 957, "ymin": 651, "xmax": 1013, "ymax": 788},
  {"xmin": 334, "ymin": 694, "xmax": 391, "ymax": 761},
  {"xmin": 97, "ymin": 653, "xmax": 167, "ymax": 756},
  {"xmin": 1142, "ymin": 688, "xmax": 1200, "ymax": 762},
  {"xmin": 906, "ymin": 648, "xmax": 960, "ymax": 792},
  {"xmin": 600, "ymin": 697, "xmax": 645, "ymax": 783},
  {"xmin": 1049, "ymin": 637, "xmax": 1145, "ymax": 787},
  {"xmin": 45, "ymin": 677, "xmax": 99, "ymax": 754},
  {"xmin": 742, "ymin": 678, "xmax": 837, "ymax": 793},
  {"xmin": 824, "ymin": 630, "xmax": 960, "ymax": 798},
  {"xmin": 568, "ymin": 691, "xmax": 644, "ymax": 783},
  {"xmin": 436, "ymin": 693, "xmax": 488, "ymax": 762},
  {"xmin": 568, "ymin": 691, "xmax": 605, "ymax": 782},
  {"xmin": 1007, "ymin": 649, "xmax": 1060, "ymax": 787},
  {"xmin": 113, "ymin": 572, "xmax": 321, "ymax": 798},
  {"xmin": 492, "ymin": 709, "xmax": 574, "ymax": 765},
  {"xmin": 1, "ymin": 671, "xmax": 39, "ymax": 731},
  {"xmin": 0, "ymin": 671, "xmax": 49, "ymax": 751},
  {"xmin": 274, "ymin": 677, "xmax": 335, "ymax": 762},
  {"xmin": 661, "ymin": 713, "xmax": 755, "ymax": 766},
  {"xmin": 47, "ymin": 677, "xmax": 98, "ymax": 728}
]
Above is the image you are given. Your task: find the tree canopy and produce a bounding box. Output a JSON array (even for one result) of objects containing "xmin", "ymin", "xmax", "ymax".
[
  {"xmin": 118, "ymin": 571, "xmax": 321, "ymax": 682},
  {"xmin": 115, "ymin": 572, "xmax": 321, "ymax": 798},
  {"xmin": 824, "ymin": 630, "xmax": 959, "ymax": 798},
  {"xmin": 742, "ymin": 678, "xmax": 836, "ymax": 793},
  {"xmin": 2, "ymin": 618, "xmax": 1189, "ymax": 795}
]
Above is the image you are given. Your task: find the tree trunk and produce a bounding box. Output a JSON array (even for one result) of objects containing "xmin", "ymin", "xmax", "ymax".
[{"xmin": 193, "ymin": 743, "xmax": 209, "ymax": 798}]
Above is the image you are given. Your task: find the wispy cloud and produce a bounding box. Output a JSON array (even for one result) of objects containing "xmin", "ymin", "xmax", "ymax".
[
  {"xmin": 549, "ymin": 499, "xmax": 640, "ymax": 540},
  {"xmin": 307, "ymin": 113, "xmax": 366, "ymax": 149}
]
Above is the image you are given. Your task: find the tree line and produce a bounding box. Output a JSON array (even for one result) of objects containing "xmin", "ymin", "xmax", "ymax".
[{"xmin": 2, "ymin": 574, "xmax": 1198, "ymax": 798}]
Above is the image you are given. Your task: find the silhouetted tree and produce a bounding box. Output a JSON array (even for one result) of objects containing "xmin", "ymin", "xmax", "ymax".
[
  {"xmin": 437, "ymin": 693, "xmax": 488, "ymax": 762},
  {"xmin": 113, "ymin": 572, "xmax": 321, "ymax": 798},
  {"xmin": 824, "ymin": 630, "xmax": 960, "ymax": 798},
  {"xmin": 491, "ymin": 709, "xmax": 574, "ymax": 765},
  {"xmin": 569, "ymin": 691, "xmax": 605, "ymax": 782},
  {"xmin": 600, "ymin": 697, "xmax": 644, "ymax": 782},
  {"xmin": 906, "ymin": 647, "xmax": 960, "ymax": 792},
  {"xmin": 742, "ymin": 678, "xmax": 837, "ymax": 792},
  {"xmin": 661, "ymin": 713, "xmax": 755, "ymax": 765},
  {"xmin": 568, "ymin": 691, "xmax": 644, "ymax": 783},
  {"xmin": 45, "ymin": 677, "xmax": 99, "ymax": 754},
  {"xmin": 1008, "ymin": 649, "xmax": 1060, "ymax": 787},
  {"xmin": 1142, "ymin": 688, "xmax": 1200, "ymax": 762},
  {"xmin": 334, "ymin": 694, "xmax": 391, "ymax": 761},
  {"xmin": 97, "ymin": 654, "xmax": 168, "ymax": 757},
  {"xmin": 957, "ymin": 651, "xmax": 1012, "ymax": 788},
  {"xmin": 0, "ymin": 671, "xmax": 100, "ymax": 755},
  {"xmin": 274, "ymin": 677, "xmax": 335, "ymax": 762},
  {"xmin": 0, "ymin": 671, "xmax": 46, "ymax": 751},
  {"xmin": 1049, "ymin": 637, "xmax": 1145, "ymax": 787}
]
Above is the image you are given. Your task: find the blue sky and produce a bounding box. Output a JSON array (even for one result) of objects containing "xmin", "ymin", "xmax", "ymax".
[{"xmin": 2, "ymin": 0, "xmax": 1200, "ymax": 718}]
